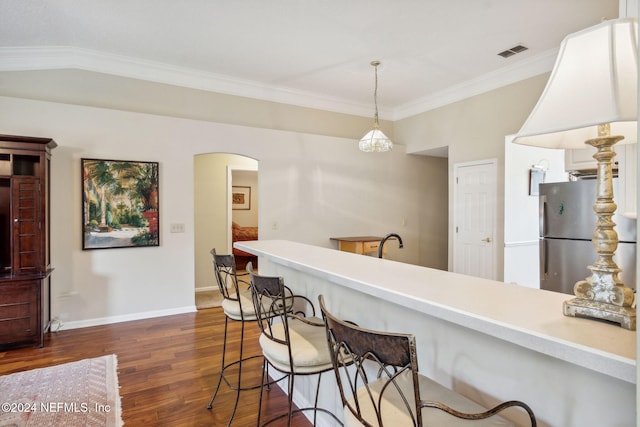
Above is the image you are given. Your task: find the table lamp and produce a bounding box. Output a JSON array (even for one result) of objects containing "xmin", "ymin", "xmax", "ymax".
[{"xmin": 513, "ymin": 18, "xmax": 638, "ymax": 330}]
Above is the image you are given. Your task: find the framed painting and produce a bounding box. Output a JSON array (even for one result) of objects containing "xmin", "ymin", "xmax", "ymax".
[
  {"xmin": 82, "ymin": 158, "xmax": 159, "ymax": 250},
  {"xmin": 232, "ymin": 186, "xmax": 251, "ymax": 210}
]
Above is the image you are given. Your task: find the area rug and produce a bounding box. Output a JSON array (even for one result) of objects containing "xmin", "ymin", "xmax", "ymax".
[
  {"xmin": 195, "ymin": 289, "xmax": 223, "ymax": 309},
  {"xmin": 0, "ymin": 354, "xmax": 122, "ymax": 427}
]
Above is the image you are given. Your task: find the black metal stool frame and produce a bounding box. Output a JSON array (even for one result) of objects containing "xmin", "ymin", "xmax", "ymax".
[
  {"xmin": 206, "ymin": 249, "xmax": 267, "ymax": 426},
  {"xmin": 319, "ymin": 295, "xmax": 537, "ymax": 427},
  {"xmin": 248, "ymin": 264, "xmax": 342, "ymax": 427}
]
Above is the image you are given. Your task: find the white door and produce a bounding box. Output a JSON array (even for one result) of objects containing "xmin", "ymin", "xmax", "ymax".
[{"xmin": 453, "ymin": 160, "xmax": 497, "ymax": 279}]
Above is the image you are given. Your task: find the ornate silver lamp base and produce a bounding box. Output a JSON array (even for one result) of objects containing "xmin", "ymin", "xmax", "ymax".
[
  {"xmin": 561, "ymin": 129, "xmax": 636, "ymax": 331},
  {"xmin": 564, "ymin": 297, "xmax": 636, "ymax": 330}
]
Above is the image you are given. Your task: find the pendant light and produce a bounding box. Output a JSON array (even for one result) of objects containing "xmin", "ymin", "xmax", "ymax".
[{"xmin": 359, "ymin": 61, "xmax": 393, "ymax": 152}]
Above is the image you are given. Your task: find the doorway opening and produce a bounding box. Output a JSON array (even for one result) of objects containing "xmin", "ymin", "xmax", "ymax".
[
  {"xmin": 193, "ymin": 153, "xmax": 258, "ymax": 310},
  {"xmin": 228, "ymin": 168, "xmax": 259, "ymax": 270}
]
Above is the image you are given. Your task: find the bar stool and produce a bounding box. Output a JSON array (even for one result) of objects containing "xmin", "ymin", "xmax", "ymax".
[
  {"xmin": 247, "ymin": 263, "xmax": 340, "ymax": 427},
  {"xmin": 319, "ymin": 294, "xmax": 537, "ymax": 426},
  {"xmin": 206, "ymin": 249, "xmax": 262, "ymax": 426}
]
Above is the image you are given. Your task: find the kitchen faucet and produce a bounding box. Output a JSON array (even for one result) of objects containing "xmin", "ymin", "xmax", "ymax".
[{"xmin": 378, "ymin": 233, "xmax": 404, "ymax": 258}]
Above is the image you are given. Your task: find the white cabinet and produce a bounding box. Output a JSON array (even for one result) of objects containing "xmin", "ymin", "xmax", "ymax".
[
  {"xmin": 565, "ymin": 144, "xmax": 636, "ymax": 217},
  {"xmin": 564, "ymin": 145, "xmax": 623, "ymax": 171}
]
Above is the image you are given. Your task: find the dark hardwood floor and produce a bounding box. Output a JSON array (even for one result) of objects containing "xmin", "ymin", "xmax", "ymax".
[{"xmin": 0, "ymin": 307, "xmax": 313, "ymax": 427}]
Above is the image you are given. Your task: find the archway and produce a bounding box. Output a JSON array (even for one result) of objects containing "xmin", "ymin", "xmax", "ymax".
[{"xmin": 193, "ymin": 153, "xmax": 258, "ymax": 304}]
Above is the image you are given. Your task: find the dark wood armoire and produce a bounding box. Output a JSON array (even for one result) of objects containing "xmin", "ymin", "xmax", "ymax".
[{"xmin": 0, "ymin": 134, "xmax": 55, "ymax": 349}]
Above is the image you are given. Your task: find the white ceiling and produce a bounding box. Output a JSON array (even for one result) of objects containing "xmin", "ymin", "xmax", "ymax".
[{"xmin": 0, "ymin": 0, "xmax": 621, "ymax": 120}]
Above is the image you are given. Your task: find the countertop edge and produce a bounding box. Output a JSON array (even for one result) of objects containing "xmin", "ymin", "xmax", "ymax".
[{"xmin": 236, "ymin": 240, "xmax": 636, "ymax": 384}]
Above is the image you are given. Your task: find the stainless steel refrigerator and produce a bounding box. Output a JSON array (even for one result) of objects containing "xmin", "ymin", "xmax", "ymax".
[{"xmin": 539, "ymin": 179, "xmax": 637, "ymax": 294}]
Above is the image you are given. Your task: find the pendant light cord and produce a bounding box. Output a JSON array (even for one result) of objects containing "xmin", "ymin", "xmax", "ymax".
[
  {"xmin": 359, "ymin": 60, "xmax": 392, "ymax": 152},
  {"xmin": 372, "ymin": 61, "xmax": 380, "ymax": 128}
]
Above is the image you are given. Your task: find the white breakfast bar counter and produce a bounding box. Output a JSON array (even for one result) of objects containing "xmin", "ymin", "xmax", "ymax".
[{"xmin": 235, "ymin": 240, "xmax": 636, "ymax": 427}]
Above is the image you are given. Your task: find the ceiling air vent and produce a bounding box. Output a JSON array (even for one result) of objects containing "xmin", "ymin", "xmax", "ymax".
[{"xmin": 498, "ymin": 45, "xmax": 528, "ymax": 58}]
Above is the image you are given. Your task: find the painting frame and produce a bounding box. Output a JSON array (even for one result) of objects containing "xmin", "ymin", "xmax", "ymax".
[
  {"xmin": 82, "ymin": 158, "xmax": 160, "ymax": 250},
  {"xmin": 232, "ymin": 186, "xmax": 251, "ymax": 210},
  {"xmin": 529, "ymin": 167, "xmax": 546, "ymax": 196}
]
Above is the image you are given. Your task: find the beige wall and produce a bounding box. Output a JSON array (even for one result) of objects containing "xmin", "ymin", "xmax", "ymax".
[
  {"xmin": 0, "ymin": 68, "xmax": 551, "ymax": 283},
  {"xmin": 414, "ymin": 154, "xmax": 448, "ymax": 269},
  {"xmin": 0, "ymin": 69, "xmax": 393, "ymax": 140},
  {"xmin": 395, "ymin": 73, "xmax": 550, "ymax": 279},
  {"xmin": 0, "ymin": 94, "xmax": 446, "ymax": 327},
  {"xmin": 0, "ymin": 66, "xmax": 551, "ymax": 323}
]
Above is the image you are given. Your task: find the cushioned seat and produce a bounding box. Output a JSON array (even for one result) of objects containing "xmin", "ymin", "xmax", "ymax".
[
  {"xmin": 221, "ymin": 288, "xmax": 257, "ymax": 321},
  {"xmin": 258, "ymin": 315, "xmax": 333, "ymax": 373},
  {"xmin": 320, "ymin": 295, "xmax": 537, "ymax": 427},
  {"xmin": 343, "ymin": 370, "xmax": 514, "ymax": 426}
]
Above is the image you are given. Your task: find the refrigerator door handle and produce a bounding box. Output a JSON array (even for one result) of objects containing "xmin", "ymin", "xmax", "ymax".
[
  {"xmin": 540, "ymin": 239, "xmax": 548, "ymax": 281},
  {"xmin": 539, "ymin": 194, "xmax": 547, "ymax": 238}
]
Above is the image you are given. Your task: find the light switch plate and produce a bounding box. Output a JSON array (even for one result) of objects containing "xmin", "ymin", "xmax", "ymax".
[{"xmin": 170, "ymin": 223, "xmax": 185, "ymax": 233}]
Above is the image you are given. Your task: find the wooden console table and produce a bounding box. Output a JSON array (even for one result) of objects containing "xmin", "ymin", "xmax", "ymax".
[{"xmin": 330, "ymin": 236, "xmax": 384, "ymax": 256}]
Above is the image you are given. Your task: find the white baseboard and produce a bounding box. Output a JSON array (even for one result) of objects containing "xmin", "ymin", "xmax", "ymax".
[
  {"xmin": 54, "ymin": 305, "xmax": 197, "ymax": 331},
  {"xmin": 195, "ymin": 286, "xmax": 217, "ymax": 292}
]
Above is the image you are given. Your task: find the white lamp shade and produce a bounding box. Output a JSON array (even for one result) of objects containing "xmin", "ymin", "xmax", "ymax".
[
  {"xmin": 359, "ymin": 128, "xmax": 393, "ymax": 152},
  {"xmin": 514, "ymin": 18, "xmax": 638, "ymax": 148}
]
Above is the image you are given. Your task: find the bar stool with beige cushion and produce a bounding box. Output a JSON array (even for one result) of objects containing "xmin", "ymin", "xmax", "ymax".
[
  {"xmin": 206, "ymin": 249, "xmax": 261, "ymax": 426},
  {"xmin": 319, "ymin": 295, "xmax": 537, "ymax": 427},
  {"xmin": 247, "ymin": 263, "xmax": 341, "ymax": 427}
]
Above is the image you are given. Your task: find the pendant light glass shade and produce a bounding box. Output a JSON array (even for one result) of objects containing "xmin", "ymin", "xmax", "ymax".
[
  {"xmin": 359, "ymin": 127, "xmax": 393, "ymax": 152},
  {"xmin": 359, "ymin": 61, "xmax": 393, "ymax": 152}
]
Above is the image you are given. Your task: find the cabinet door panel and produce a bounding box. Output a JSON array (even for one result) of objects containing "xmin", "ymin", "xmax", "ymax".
[
  {"xmin": 17, "ymin": 206, "xmax": 36, "ymax": 219},
  {"xmin": 11, "ymin": 177, "xmax": 41, "ymax": 274},
  {"xmin": 0, "ymin": 281, "xmax": 39, "ymax": 343},
  {"xmin": 0, "ymin": 179, "xmax": 9, "ymax": 271},
  {"xmin": 18, "ymin": 222, "xmax": 36, "ymax": 234},
  {"xmin": 18, "ymin": 252, "xmax": 37, "ymax": 269}
]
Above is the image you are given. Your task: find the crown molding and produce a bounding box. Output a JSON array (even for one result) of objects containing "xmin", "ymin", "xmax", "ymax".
[
  {"xmin": 0, "ymin": 46, "xmax": 555, "ymax": 121},
  {"xmin": 0, "ymin": 46, "xmax": 376, "ymax": 116},
  {"xmin": 391, "ymin": 49, "xmax": 558, "ymax": 121}
]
